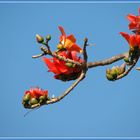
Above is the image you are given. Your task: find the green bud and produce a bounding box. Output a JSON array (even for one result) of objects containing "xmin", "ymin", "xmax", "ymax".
[
  {"xmin": 46, "ymin": 34, "xmax": 51, "ymax": 41},
  {"xmin": 30, "ymin": 98, "xmax": 38, "ymax": 105},
  {"xmin": 22, "ymin": 101, "xmax": 31, "ymax": 108},
  {"xmin": 65, "ymin": 62, "xmax": 73, "ymax": 67},
  {"xmin": 57, "ymin": 44, "xmax": 63, "ymax": 50},
  {"xmin": 115, "ymin": 66, "xmax": 119, "ymax": 74},
  {"xmin": 111, "ymin": 68, "xmax": 118, "ymax": 78},
  {"xmin": 39, "ymin": 96, "xmax": 46, "ymax": 104},
  {"xmin": 106, "ymin": 69, "xmax": 111, "ymax": 74},
  {"xmin": 39, "ymin": 95, "xmax": 46, "ymax": 100},
  {"xmin": 118, "ymin": 64, "xmax": 125, "ymax": 75},
  {"xmin": 124, "ymin": 57, "xmax": 129, "ymax": 63},
  {"xmin": 72, "ymin": 64, "xmax": 76, "ymax": 68},
  {"xmin": 23, "ymin": 93, "xmax": 31, "ymax": 102},
  {"xmin": 106, "ymin": 73, "xmax": 114, "ymax": 81},
  {"xmin": 36, "ymin": 34, "xmax": 44, "ymax": 43}
]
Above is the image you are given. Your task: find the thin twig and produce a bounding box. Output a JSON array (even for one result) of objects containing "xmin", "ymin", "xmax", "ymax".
[
  {"xmin": 32, "ymin": 53, "xmax": 45, "ymax": 58},
  {"xmin": 42, "ymin": 42, "xmax": 51, "ymax": 52},
  {"xmin": 136, "ymin": 67, "xmax": 140, "ymax": 70},
  {"xmin": 83, "ymin": 38, "xmax": 88, "ymax": 62},
  {"xmin": 46, "ymin": 71, "xmax": 86, "ymax": 105},
  {"xmin": 115, "ymin": 57, "xmax": 139, "ymax": 80},
  {"xmin": 87, "ymin": 52, "xmax": 128, "ymax": 68},
  {"xmin": 30, "ymin": 71, "xmax": 86, "ymax": 109},
  {"xmin": 40, "ymin": 46, "xmax": 82, "ymax": 66}
]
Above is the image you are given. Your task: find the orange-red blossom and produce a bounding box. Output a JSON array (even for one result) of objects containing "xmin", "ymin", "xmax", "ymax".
[
  {"xmin": 58, "ymin": 26, "xmax": 83, "ymax": 53},
  {"xmin": 25, "ymin": 87, "xmax": 48, "ymax": 99},
  {"xmin": 127, "ymin": 8, "xmax": 140, "ymax": 32},
  {"xmin": 120, "ymin": 32, "xmax": 140, "ymax": 49},
  {"xmin": 42, "ymin": 51, "xmax": 84, "ymax": 81}
]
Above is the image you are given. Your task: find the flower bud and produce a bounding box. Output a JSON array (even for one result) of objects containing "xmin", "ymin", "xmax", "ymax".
[
  {"xmin": 72, "ymin": 64, "xmax": 76, "ymax": 68},
  {"xmin": 30, "ymin": 98, "xmax": 38, "ymax": 105},
  {"xmin": 57, "ymin": 44, "xmax": 63, "ymax": 50},
  {"xmin": 110, "ymin": 67, "xmax": 118, "ymax": 78},
  {"xmin": 46, "ymin": 34, "xmax": 51, "ymax": 41},
  {"xmin": 22, "ymin": 101, "xmax": 31, "ymax": 108},
  {"xmin": 115, "ymin": 66, "xmax": 119, "ymax": 74},
  {"xmin": 118, "ymin": 63, "xmax": 126, "ymax": 75},
  {"xmin": 124, "ymin": 57, "xmax": 129, "ymax": 63},
  {"xmin": 23, "ymin": 93, "xmax": 31, "ymax": 102},
  {"xmin": 106, "ymin": 69, "xmax": 111, "ymax": 74},
  {"xmin": 106, "ymin": 73, "xmax": 114, "ymax": 81},
  {"xmin": 39, "ymin": 95, "xmax": 46, "ymax": 104},
  {"xmin": 36, "ymin": 34, "xmax": 44, "ymax": 43},
  {"xmin": 65, "ymin": 62, "xmax": 73, "ymax": 67}
]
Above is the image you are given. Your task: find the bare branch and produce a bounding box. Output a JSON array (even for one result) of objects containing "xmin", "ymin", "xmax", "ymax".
[
  {"xmin": 42, "ymin": 42, "xmax": 51, "ymax": 53},
  {"xmin": 30, "ymin": 71, "xmax": 86, "ymax": 109},
  {"xmin": 32, "ymin": 53, "xmax": 45, "ymax": 58},
  {"xmin": 87, "ymin": 52, "xmax": 129, "ymax": 68},
  {"xmin": 136, "ymin": 67, "xmax": 140, "ymax": 70},
  {"xmin": 46, "ymin": 71, "xmax": 86, "ymax": 105},
  {"xmin": 83, "ymin": 38, "xmax": 88, "ymax": 62}
]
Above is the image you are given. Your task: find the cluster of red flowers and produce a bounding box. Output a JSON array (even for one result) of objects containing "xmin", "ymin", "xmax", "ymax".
[
  {"xmin": 23, "ymin": 26, "xmax": 84, "ymax": 108},
  {"xmin": 23, "ymin": 9, "xmax": 140, "ymax": 108},
  {"xmin": 42, "ymin": 26, "xmax": 84, "ymax": 81},
  {"xmin": 22, "ymin": 87, "xmax": 49, "ymax": 108},
  {"xmin": 42, "ymin": 50, "xmax": 83, "ymax": 81},
  {"xmin": 120, "ymin": 8, "xmax": 140, "ymax": 50}
]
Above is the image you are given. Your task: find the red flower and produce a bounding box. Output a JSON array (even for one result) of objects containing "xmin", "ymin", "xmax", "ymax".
[
  {"xmin": 25, "ymin": 87, "xmax": 48, "ymax": 99},
  {"xmin": 120, "ymin": 32, "xmax": 140, "ymax": 49},
  {"xmin": 22, "ymin": 87, "xmax": 49, "ymax": 107},
  {"xmin": 58, "ymin": 26, "xmax": 83, "ymax": 53},
  {"xmin": 42, "ymin": 51, "xmax": 84, "ymax": 81},
  {"xmin": 127, "ymin": 8, "xmax": 140, "ymax": 31}
]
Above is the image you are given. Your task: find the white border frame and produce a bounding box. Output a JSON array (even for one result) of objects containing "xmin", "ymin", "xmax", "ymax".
[{"xmin": 0, "ymin": 1, "xmax": 140, "ymax": 139}]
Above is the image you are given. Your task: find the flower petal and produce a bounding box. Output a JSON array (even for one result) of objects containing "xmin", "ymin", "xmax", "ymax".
[
  {"xmin": 129, "ymin": 22, "xmax": 137, "ymax": 29},
  {"xmin": 120, "ymin": 32, "xmax": 130, "ymax": 44},
  {"xmin": 58, "ymin": 26, "xmax": 66, "ymax": 36},
  {"xmin": 127, "ymin": 14, "xmax": 136, "ymax": 22},
  {"xmin": 42, "ymin": 57, "xmax": 60, "ymax": 74},
  {"xmin": 58, "ymin": 26, "xmax": 66, "ymax": 45},
  {"xmin": 69, "ymin": 44, "xmax": 83, "ymax": 53},
  {"xmin": 129, "ymin": 35, "xmax": 136, "ymax": 47},
  {"xmin": 67, "ymin": 34, "xmax": 76, "ymax": 43}
]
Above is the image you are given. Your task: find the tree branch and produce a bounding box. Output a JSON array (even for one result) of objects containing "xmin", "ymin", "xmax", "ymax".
[
  {"xmin": 46, "ymin": 71, "xmax": 86, "ymax": 105},
  {"xmin": 87, "ymin": 52, "xmax": 128, "ymax": 68},
  {"xmin": 40, "ymin": 46, "xmax": 82, "ymax": 66},
  {"xmin": 115, "ymin": 57, "xmax": 139, "ymax": 80},
  {"xmin": 30, "ymin": 70, "xmax": 86, "ymax": 109},
  {"xmin": 83, "ymin": 38, "xmax": 88, "ymax": 62}
]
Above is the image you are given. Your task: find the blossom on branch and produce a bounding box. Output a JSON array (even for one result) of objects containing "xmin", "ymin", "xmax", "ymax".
[
  {"xmin": 42, "ymin": 51, "xmax": 84, "ymax": 81},
  {"xmin": 22, "ymin": 87, "xmax": 49, "ymax": 108},
  {"xmin": 57, "ymin": 26, "xmax": 83, "ymax": 53},
  {"xmin": 127, "ymin": 8, "xmax": 140, "ymax": 32},
  {"xmin": 120, "ymin": 32, "xmax": 140, "ymax": 49},
  {"xmin": 23, "ymin": 8, "xmax": 140, "ymax": 110},
  {"xmin": 25, "ymin": 87, "xmax": 48, "ymax": 98}
]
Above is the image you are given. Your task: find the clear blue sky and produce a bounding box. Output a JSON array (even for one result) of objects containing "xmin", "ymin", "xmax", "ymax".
[{"xmin": 0, "ymin": 1, "xmax": 140, "ymax": 138}]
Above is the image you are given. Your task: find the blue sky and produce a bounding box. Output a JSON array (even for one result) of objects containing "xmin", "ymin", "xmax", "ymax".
[{"xmin": 0, "ymin": 1, "xmax": 140, "ymax": 138}]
